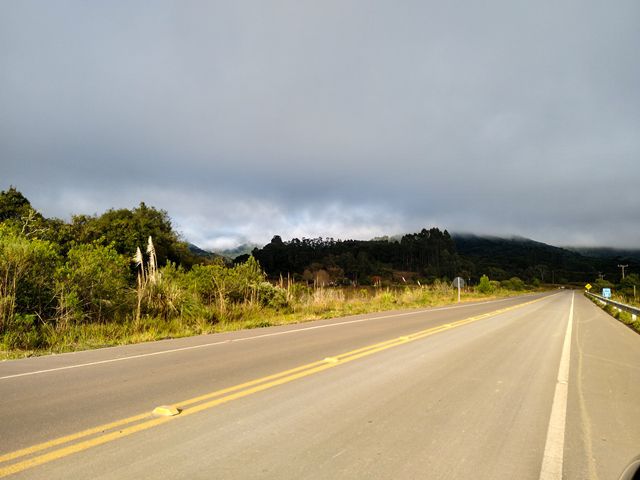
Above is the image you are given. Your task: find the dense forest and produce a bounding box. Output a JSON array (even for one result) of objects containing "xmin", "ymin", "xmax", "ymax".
[
  {"xmin": 1, "ymin": 186, "xmax": 638, "ymax": 353},
  {"xmin": 246, "ymin": 232, "xmax": 639, "ymax": 287},
  {"xmin": 246, "ymin": 228, "xmax": 467, "ymax": 286},
  {"xmin": 451, "ymin": 234, "xmax": 640, "ymax": 285}
]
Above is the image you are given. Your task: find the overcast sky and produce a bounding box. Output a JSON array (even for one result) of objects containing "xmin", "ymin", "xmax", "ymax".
[{"xmin": 1, "ymin": 1, "xmax": 639, "ymax": 250}]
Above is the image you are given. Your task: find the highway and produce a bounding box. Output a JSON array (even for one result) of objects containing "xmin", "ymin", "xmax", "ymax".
[{"xmin": 1, "ymin": 291, "xmax": 639, "ymax": 479}]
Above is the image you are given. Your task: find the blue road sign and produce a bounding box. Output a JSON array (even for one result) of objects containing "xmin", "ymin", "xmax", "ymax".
[{"xmin": 602, "ymin": 288, "xmax": 612, "ymax": 298}]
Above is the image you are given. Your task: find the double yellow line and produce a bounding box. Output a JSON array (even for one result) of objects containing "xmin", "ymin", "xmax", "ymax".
[{"xmin": 0, "ymin": 296, "xmax": 545, "ymax": 477}]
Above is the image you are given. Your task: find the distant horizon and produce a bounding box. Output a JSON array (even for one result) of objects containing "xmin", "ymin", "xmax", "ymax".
[
  {"xmin": 9, "ymin": 184, "xmax": 637, "ymax": 253},
  {"xmin": 198, "ymin": 230, "xmax": 640, "ymax": 254}
]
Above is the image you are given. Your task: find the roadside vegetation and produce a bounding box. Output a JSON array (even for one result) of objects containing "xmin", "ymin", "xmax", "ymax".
[
  {"xmin": 585, "ymin": 296, "xmax": 640, "ymax": 335},
  {"xmin": 585, "ymin": 278, "xmax": 640, "ymax": 335},
  {"xmin": 0, "ymin": 233, "xmax": 530, "ymax": 359},
  {"xmin": 1, "ymin": 187, "xmax": 543, "ymax": 359},
  {"xmin": 588, "ymin": 275, "xmax": 640, "ymax": 308}
]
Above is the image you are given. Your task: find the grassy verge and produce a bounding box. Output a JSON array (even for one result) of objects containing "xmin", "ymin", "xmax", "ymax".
[
  {"xmin": 585, "ymin": 293, "xmax": 640, "ymax": 334},
  {"xmin": 1, "ymin": 286, "xmax": 535, "ymax": 360}
]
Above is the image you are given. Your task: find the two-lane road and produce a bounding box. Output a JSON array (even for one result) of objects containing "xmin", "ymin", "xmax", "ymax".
[{"xmin": 1, "ymin": 291, "xmax": 639, "ymax": 479}]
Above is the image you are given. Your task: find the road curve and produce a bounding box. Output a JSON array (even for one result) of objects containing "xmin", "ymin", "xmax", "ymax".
[{"xmin": 1, "ymin": 291, "xmax": 639, "ymax": 479}]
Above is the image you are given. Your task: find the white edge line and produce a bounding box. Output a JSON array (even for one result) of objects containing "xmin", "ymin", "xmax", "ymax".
[
  {"xmin": 539, "ymin": 291, "xmax": 574, "ymax": 480},
  {"xmin": 1, "ymin": 294, "xmax": 549, "ymax": 381}
]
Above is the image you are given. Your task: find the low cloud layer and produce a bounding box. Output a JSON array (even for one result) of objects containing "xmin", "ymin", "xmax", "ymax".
[{"xmin": 2, "ymin": 1, "xmax": 639, "ymax": 248}]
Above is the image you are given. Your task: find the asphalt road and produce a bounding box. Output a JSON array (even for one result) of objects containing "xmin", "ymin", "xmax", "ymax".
[{"xmin": 1, "ymin": 291, "xmax": 639, "ymax": 479}]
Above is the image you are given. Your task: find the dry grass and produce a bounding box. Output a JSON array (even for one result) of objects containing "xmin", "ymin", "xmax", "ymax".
[{"xmin": 1, "ymin": 285, "xmax": 529, "ymax": 360}]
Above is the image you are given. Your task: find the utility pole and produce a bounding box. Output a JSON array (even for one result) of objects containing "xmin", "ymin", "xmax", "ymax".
[
  {"xmin": 598, "ymin": 272, "xmax": 605, "ymax": 281},
  {"xmin": 618, "ymin": 264, "xmax": 629, "ymax": 279}
]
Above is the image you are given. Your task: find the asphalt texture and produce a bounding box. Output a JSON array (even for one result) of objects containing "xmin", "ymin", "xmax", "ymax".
[{"xmin": 1, "ymin": 291, "xmax": 639, "ymax": 479}]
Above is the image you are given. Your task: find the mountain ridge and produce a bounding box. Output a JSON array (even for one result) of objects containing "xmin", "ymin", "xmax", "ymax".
[{"xmin": 189, "ymin": 231, "xmax": 638, "ymax": 284}]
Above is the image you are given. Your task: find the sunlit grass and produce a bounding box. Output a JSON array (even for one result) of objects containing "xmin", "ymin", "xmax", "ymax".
[{"xmin": 1, "ymin": 286, "xmax": 529, "ymax": 360}]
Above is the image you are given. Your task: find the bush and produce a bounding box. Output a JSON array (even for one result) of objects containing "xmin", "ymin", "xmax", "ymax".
[
  {"xmin": 289, "ymin": 283, "xmax": 312, "ymax": 301},
  {"xmin": 57, "ymin": 243, "xmax": 131, "ymax": 323},
  {"xmin": 477, "ymin": 275, "xmax": 494, "ymax": 294},
  {"xmin": 619, "ymin": 274, "xmax": 640, "ymax": 300},
  {"xmin": 2, "ymin": 314, "xmax": 45, "ymax": 350},
  {"xmin": 184, "ymin": 256, "xmax": 266, "ymax": 308},
  {"xmin": 376, "ymin": 290, "xmax": 397, "ymax": 306},
  {"xmin": 0, "ymin": 226, "xmax": 60, "ymax": 331},
  {"xmin": 500, "ymin": 280, "xmax": 513, "ymax": 290},
  {"xmin": 509, "ymin": 277, "xmax": 525, "ymax": 291},
  {"xmin": 256, "ymin": 282, "xmax": 289, "ymax": 309}
]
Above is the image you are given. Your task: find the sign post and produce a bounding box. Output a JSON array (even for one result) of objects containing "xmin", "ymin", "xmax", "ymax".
[
  {"xmin": 452, "ymin": 277, "xmax": 466, "ymax": 303},
  {"xmin": 602, "ymin": 288, "xmax": 612, "ymax": 299},
  {"xmin": 585, "ymin": 283, "xmax": 592, "ymax": 291}
]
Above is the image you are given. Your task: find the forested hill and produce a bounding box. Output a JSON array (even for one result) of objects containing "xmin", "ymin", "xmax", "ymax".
[
  {"xmin": 245, "ymin": 230, "xmax": 636, "ymax": 285},
  {"xmin": 246, "ymin": 228, "xmax": 460, "ymax": 284},
  {"xmin": 565, "ymin": 246, "xmax": 640, "ymax": 263},
  {"xmin": 450, "ymin": 234, "xmax": 630, "ymax": 284}
]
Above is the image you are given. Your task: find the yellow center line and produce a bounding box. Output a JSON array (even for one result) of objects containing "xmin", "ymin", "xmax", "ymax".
[
  {"xmin": 0, "ymin": 295, "xmax": 549, "ymax": 478},
  {"xmin": 0, "ymin": 413, "xmax": 151, "ymax": 464},
  {"xmin": 0, "ymin": 359, "xmax": 329, "ymax": 464}
]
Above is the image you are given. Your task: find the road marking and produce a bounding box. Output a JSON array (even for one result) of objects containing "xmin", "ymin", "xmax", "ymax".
[
  {"xmin": 0, "ymin": 359, "xmax": 328, "ymax": 464},
  {"xmin": 0, "ymin": 296, "xmax": 527, "ymax": 381},
  {"xmin": 539, "ymin": 291, "xmax": 574, "ymax": 480},
  {"xmin": 575, "ymin": 302, "xmax": 598, "ymax": 480},
  {"xmin": 151, "ymin": 406, "xmax": 180, "ymax": 417},
  {"xmin": 0, "ymin": 295, "xmax": 550, "ymax": 477}
]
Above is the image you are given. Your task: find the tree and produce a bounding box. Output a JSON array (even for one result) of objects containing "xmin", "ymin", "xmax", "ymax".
[
  {"xmin": 69, "ymin": 203, "xmax": 192, "ymax": 267},
  {"xmin": 0, "ymin": 187, "xmax": 58, "ymax": 240},
  {"xmin": 57, "ymin": 243, "xmax": 131, "ymax": 323},
  {"xmin": 0, "ymin": 187, "xmax": 33, "ymax": 223},
  {"xmin": 477, "ymin": 275, "xmax": 494, "ymax": 294},
  {"xmin": 619, "ymin": 273, "xmax": 640, "ymax": 300},
  {"xmin": 0, "ymin": 225, "xmax": 60, "ymax": 332},
  {"xmin": 593, "ymin": 278, "xmax": 615, "ymax": 292}
]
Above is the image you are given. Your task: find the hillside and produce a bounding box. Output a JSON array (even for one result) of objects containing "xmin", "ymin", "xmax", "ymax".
[
  {"xmin": 187, "ymin": 243, "xmax": 227, "ymax": 263},
  {"xmin": 451, "ymin": 234, "xmax": 610, "ymax": 283},
  {"xmin": 242, "ymin": 230, "xmax": 635, "ymax": 285},
  {"xmin": 566, "ymin": 247, "xmax": 640, "ymax": 263}
]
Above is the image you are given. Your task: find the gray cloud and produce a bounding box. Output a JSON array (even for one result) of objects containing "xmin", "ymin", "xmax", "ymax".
[{"xmin": 1, "ymin": 0, "xmax": 639, "ymax": 248}]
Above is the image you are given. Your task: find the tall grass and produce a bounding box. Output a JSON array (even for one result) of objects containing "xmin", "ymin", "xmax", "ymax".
[
  {"xmin": 2, "ymin": 282, "xmax": 528, "ymax": 359},
  {"xmin": 0, "ymin": 238, "xmax": 533, "ymax": 359}
]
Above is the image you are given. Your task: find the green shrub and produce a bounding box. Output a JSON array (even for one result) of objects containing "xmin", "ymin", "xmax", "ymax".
[
  {"xmin": 500, "ymin": 280, "xmax": 513, "ymax": 290},
  {"xmin": 0, "ymin": 226, "xmax": 60, "ymax": 331},
  {"xmin": 477, "ymin": 275, "xmax": 493, "ymax": 294},
  {"xmin": 2, "ymin": 314, "xmax": 45, "ymax": 350},
  {"xmin": 376, "ymin": 290, "xmax": 397, "ymax": 306},
  {"xmin": 184, "ymin": 256, "xmax": 266, "ymax": 307},
  {"xmin": 256, "ymin": 282, "xmax": 289, "ymax": 309},
  {"xmin": 289, "ymin": 283, "xmax": 312, "ymax": 301},
  {"xmin": 57, "ymin": 243, "xmax": 132, "ymax": 323}
]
